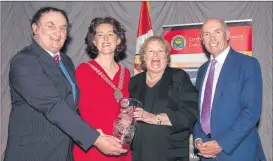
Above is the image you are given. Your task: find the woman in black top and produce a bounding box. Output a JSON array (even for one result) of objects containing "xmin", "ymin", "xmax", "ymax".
[{"xmin": 129, "ymin": 36, "xmax": 198, "ymax": 161}]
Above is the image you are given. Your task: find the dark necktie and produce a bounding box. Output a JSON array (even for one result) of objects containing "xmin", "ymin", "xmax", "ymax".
[
  {"xmin": 53, "ymin": 55, "xmax": 60, "ymax": 66},
  {"xmin": 53, "ymin": 55, "xmax": 76, "ymax": 102},
  {"xmin": 201, "ymin": 59, "xmax": 217, "ymax": 135}
]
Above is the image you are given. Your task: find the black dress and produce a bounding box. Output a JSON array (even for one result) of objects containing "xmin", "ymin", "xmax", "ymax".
[
  {"xmin": 132, "ymin": 81, "xmax": 164, "ymax": 161},
  {"xmin": 129, "ymin": 67, "xmax": 198, "ymax": 161}
]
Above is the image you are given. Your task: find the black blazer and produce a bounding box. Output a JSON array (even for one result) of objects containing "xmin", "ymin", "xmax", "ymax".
[
  {"xmin": 129, "ymin": 67, "xmax": 198, "ymax": 161},
  {"xmin": 4, "ymin": 40, "xmax": 99, "ymax": 161}
]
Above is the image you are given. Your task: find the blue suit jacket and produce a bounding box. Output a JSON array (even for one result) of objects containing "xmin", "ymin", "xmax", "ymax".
[{"xmin": 193, "ymin": 48, "xmax": 266, "ymax": 161}]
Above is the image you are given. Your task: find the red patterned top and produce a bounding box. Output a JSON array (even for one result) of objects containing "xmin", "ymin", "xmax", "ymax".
[{"xmin": 73, "ymin": 60, "xmax": 132, "ymax": 161}]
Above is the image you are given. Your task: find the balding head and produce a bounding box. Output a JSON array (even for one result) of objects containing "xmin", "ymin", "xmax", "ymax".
[
  {"xmin": 201, "ymin": 17, "xmax": 230, "ymax": 58},
  {"xmin": 202, "ymin": 18, "xmax": 228, "ymax": 33}
]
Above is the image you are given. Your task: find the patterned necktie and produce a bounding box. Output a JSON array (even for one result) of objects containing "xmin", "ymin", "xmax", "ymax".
[
  {"xmin": 53, "ymin": 55, "xmax": 60, "ymax": 66},
  {"xmin": 201, "ymin": 59, "xmax": 217, "ymax": 135}
]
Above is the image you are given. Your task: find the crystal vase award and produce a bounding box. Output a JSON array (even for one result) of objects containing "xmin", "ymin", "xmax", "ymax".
[{"xmin": 113, "ymin": 98, "xmax": 142, "ymax": 149}]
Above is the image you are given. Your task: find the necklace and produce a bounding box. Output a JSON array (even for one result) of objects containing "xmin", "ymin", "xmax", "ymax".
[{"xmin": 86, "ymin": 62, "xmax": 125, "ymax": 101}]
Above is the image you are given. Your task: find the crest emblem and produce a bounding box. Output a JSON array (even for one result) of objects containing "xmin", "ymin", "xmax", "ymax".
[{"xmin": 171, "ymin": 35, "xmax": 186, "ymax": 50}]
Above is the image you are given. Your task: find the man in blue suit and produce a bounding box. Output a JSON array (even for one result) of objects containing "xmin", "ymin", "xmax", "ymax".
[{"xmin": 193, "ymin": 18, "xmax": 266, "ymax": 161}]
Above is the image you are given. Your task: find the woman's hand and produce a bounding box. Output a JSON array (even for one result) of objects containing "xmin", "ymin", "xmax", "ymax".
[{"xmin": 133, "ymin": 107, "xmax": 157, "ymax": 124}]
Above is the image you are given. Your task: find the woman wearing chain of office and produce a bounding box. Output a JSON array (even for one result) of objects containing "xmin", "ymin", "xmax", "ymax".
[
  {"xmin": 73, "ymin": 17, "xmax": 132, "ymax": 161},
  {"xmin": 130, "ymin": 36, "xmax": 198, "ymax": 161}
]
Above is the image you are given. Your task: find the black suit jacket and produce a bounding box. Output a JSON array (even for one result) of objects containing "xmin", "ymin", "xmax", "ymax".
[
  {"xmin": 129, "ymin": 67, "xmax": 198, "ymax": 161},
  {"xmin": 4, "ymin": 40, "xmax": 99, "ymax": 161}
]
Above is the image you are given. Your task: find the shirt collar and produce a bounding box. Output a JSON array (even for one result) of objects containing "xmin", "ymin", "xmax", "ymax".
[
  {"xmin": 210, "ymin": 46, "xmax": 230, "ymax": 65},
  {"xmin": 45, "ymin": 49, "xmax": 61, "ymax": 61}
]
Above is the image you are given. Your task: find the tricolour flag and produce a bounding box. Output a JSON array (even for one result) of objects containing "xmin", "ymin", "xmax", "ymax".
[{"xmin": 134, "ymin": 1, "xmax": 153, "ymax": 75}]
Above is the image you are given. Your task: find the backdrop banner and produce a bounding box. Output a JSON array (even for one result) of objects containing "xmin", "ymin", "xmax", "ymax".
[{"xmin": 162, "ymin": 19, "xmax": 252, "ymax": 161}]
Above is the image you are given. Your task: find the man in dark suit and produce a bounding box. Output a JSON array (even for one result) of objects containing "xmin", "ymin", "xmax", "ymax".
[
  {"xmin": 193, "ymin": 18, "xmax": 266, "ymax": 161},
  {"xmin": 4, "ymin": 7, "xmax": 126, "ymax": 161}
]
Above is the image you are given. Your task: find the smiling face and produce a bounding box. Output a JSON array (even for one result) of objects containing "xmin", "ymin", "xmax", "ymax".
[
  {"xmin": 93, "ymin": 23, "xmax": 121, "ymax": 56},
  {"xmin": 32, "ymin": 11, "xmax": 68, "ymax": 54},
  {"xmin": 144, "ymin": 40, "xmax": 168, "ymax": 74},
  {"xmin": 202, "ymin": 18, "xmax": 230, "ymax": 58}
]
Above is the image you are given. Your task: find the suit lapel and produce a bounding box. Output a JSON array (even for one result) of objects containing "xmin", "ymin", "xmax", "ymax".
[
  {"xmin": 60, "ymin": 55, "xmax": 77, "ymax": 85},
  {"xmin": 212, "ymin": 49, "xmax": 235, "ymax": 108},
  {"xmin": 60, "ymin": 54, "xmax": 80, "ymax": 105},
  {"xmin": 31, "ymin": 40, "xmax": 61, "ymax": 69}
]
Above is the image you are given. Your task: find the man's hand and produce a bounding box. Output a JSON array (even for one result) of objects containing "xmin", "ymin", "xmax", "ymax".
[
  {"xmin": 195, "ymin": 138, "xmax": 215, "ymax": 158},
  {"xmin": 195, "ymin": 138, "xmax": 204, "ymax": 149},
  {"xmin": 198, "ymin": 140, "xmax": 222, "ymax": 158},
  {"xmin": 93, "ymin": 129, "xmax": 127, "ymax": 156}
]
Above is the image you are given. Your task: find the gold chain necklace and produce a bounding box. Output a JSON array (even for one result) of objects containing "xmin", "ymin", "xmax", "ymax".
[{"xmin": 86, "ymin": 62, "xmax": 125, "ymax": 101}]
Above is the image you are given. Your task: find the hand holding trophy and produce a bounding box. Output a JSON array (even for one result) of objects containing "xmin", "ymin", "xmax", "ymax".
[{"xmin": 113, "ymin": 98, "xmax": 142, "ymax": 150}]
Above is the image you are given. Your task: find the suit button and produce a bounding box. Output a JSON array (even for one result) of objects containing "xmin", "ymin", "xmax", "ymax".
[{"xmin": 68, "ymin": 91, "xmax": 72, "ymax": 94}]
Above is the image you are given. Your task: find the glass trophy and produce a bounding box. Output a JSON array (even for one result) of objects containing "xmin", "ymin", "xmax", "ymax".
[{"xmin": 113, "ymin": 98, "xmax": 142, "ymax": 149}]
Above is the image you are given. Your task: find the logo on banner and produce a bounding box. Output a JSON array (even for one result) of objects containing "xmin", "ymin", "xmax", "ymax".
[{"xmin": 171, "ymin": 35, "xmax": 186, "ymax": 50}]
